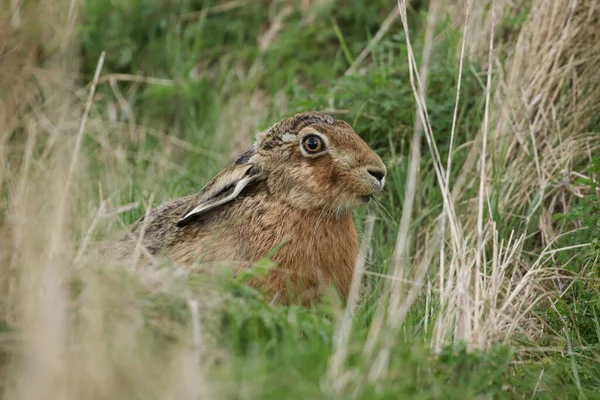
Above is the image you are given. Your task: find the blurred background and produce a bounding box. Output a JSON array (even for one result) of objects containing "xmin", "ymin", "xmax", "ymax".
[{"xmin": 1, "ymin": 0, "xmax": 599, "ymax": 398}]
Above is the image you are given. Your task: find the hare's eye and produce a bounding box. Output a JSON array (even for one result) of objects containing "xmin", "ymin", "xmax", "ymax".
[{"xmin": 302, "ymin": 135, "xmax": 325, "ymax": 153}]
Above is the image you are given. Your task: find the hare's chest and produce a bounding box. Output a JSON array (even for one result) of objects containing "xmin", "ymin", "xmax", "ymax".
[{"xmin": 272, "ymin": 214, "xmax": 358, "ymax": 281}]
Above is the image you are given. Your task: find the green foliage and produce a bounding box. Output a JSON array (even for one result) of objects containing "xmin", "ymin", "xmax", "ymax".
[
  {"xmin": 553, "ymin": 156, "xmax": 600, "ymax": 258},
  {"xmin": 511, "ymin": 156, "xmax": 600, "ymax": 397},
  {"xmin": 80, "ymin": 0, "xmax": 399, "ymax": 131},
  {"xmin": 550, "ymin": 156, "xmax": 600, "ymax": 341},
  {"xmin": 436, "ymin": 343, "xmax": 512, "ymax": 399}
]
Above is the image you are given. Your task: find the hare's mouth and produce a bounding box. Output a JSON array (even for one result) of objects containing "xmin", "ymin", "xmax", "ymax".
[{"xmin": 359, "ymin": 195, "xmax": 372, "ymax": 203}]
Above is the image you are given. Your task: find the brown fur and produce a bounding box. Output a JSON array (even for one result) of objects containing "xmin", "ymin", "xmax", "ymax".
[{"xmin": 116, "ymin": 112, "xmax": 386, "ymax": 305}]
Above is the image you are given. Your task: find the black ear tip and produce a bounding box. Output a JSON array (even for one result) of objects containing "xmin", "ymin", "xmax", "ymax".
[
  {"xmin": 175, "ymin": 218, "xmax": 188, "ymax": 227},
  {"xmin": 176, "ymin": 212, "xmax": 205, "ymax": 227}
]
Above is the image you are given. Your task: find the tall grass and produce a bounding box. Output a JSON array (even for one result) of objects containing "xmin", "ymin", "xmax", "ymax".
[{"xmin": 1, "ymin": 0, "xmax": 599, "ymax": 398}]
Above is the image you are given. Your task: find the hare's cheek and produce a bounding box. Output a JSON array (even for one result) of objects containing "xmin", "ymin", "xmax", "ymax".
[
  {"xmin": 281, "ymin": 188, "xmax": 323, "ymax": 209},
  {"xmin": 292, "ymin": 164, "xmax": 331, "ymax": 193},
  {"xmin": 339, "ymin": 170, "xmax": 371, "ymax": 194}
]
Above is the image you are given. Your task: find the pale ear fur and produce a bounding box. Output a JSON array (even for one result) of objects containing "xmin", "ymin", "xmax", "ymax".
[{"xmin": 176, "ymin": 159, "xmax": 260, "ymax": 226}]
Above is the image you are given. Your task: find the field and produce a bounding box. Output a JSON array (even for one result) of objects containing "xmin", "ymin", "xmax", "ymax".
[{"xmin": 1, "ymin": 0, "xmax": 599, "ymax": 398}]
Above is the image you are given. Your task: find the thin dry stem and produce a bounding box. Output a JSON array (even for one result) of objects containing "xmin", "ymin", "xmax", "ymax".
[
  {"xmin": 329, "ymin": 216, "xmax": 375, "ymax": 393},
  {"xmin": 46, "ymin": 51, "xmax": 105, "ymax": 264},
  {"xmin": 345, "ymin": 8, "xmax": 399, "ymax": 75},
  {"xmin": 474, "ymin": 0, "xmax": 496, "ymax": 347},
  {"xmin": 439, "ymin": 0, "xmax": 471, "ymax": 293}
]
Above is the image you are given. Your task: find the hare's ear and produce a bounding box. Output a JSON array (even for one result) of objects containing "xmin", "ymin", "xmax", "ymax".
[{"xmin": 176, "ymin": 159, "xmax": 260, "ymax": 227}]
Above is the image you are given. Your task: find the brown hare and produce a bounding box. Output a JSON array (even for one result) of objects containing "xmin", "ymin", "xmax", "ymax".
[{"xmin": 116, "ymin": 112, "xmax": 386, "ymax": 305}]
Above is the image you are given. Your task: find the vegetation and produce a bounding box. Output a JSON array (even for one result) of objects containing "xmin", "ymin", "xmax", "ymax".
[{"xmin": 1, "ymin": 0, "xmax": 599, "ymax": 398}]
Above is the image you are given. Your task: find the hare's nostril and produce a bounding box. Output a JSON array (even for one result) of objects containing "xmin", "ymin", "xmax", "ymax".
[{"xmin": 367, "ymin": 169, "xmax": 385, "ymax": 183}]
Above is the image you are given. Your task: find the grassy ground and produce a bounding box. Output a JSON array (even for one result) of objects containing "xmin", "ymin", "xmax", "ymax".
[{"xmin": 1, "ymin": 0, "xmax": 599, "ymax": 398}]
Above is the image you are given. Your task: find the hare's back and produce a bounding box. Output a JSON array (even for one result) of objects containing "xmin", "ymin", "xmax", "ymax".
[{"xmin": 115, "ymin": 195, "xmax": 194, "ymax": 260}]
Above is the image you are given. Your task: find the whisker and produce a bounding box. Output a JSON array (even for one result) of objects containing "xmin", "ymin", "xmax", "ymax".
[{"xmin": 371, "ymin": 196, "xmax": 394, "ymax": 220}]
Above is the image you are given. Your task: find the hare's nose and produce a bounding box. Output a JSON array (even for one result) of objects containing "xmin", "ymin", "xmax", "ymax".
[{"xmin": 367, "ymin": 169, "xmax": 386, "ymax": 183}]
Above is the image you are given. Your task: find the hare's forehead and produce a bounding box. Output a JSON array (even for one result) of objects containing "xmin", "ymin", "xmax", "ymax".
[
  {"xmin": 299, "ymin": 124, "xmax": 360, "ymax": 141},
  {"xmin": 257, "ymin": 121, "xmax": 363, "ymax": 147},
  {"xmin": 279, "ymin": 132, "xmax": 298, "ymax": 142},
  {"xmin": 321, "ymin": 129, "xmax": 371, "ymax": 152}
]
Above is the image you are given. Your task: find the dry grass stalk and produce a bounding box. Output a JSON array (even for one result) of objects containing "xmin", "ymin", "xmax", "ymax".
[
  {"xmin": 0, "ymin": 2, "xmax": 219, "ymax": 398},
  {"xmin": 491, "ymin": 0, "xmax": 600, "ymax": 236},
  {"xmin": 328, "ymin": 216, "xmax": 375, "ymax": 393},
  {"xmin": 435, "ymin": 0, "xmax": 600, "ymax": 351},
  {"xmin": 179, "ymin": 0, "xmax": 246, "ymax": 22},
  {"xmin": 474, "ymin": 0, "xmax": 497, "ymax": 346},
  {"xmin": 456, "ymin": 0, "xmax": 600, "ymax": 223},
  {"xmin": 448, "ymin": 0, "xmax": 515, "ymax": 64},
  {"xmin": 356, "ymin": 0, "xmax": 442, "ymax": 387},
  {"xmin": 439, "ymin": 0, "xmax": 471, "ymax": 303},
  {"xmin": 345, "ymin": 7, "xmax": 400, "ymax": 75}
]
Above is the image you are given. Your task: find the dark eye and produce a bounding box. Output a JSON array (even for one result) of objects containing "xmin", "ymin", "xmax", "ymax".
[{"xmin": 302, "ymin": 135, "xmax": 325, "ymax": 153}]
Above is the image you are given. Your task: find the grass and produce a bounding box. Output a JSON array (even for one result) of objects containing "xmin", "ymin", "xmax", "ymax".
[{"xmin": 1, "ymin": 0, "xmax": 599, "ymax": 398}]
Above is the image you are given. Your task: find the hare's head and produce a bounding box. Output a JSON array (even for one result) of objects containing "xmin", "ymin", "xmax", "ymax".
[{"xmin": 178, "ymin": 112, "xmax": 385, "ymax": 225}]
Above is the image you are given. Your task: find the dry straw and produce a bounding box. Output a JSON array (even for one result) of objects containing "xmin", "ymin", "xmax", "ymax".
[{"xmin": 435, "ymin": 0, "xmax": 600, "ymax": 351}]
